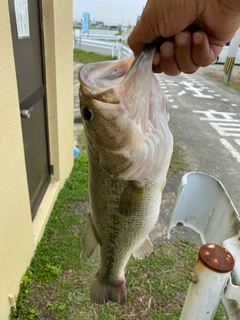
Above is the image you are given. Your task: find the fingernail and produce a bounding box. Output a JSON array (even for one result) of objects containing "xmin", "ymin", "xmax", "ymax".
[
  {"xmin": 153, "ymin": 52, "xmax": 160, "ymax": 66},
  {"xmin": 160, "ymin": 42, "xmax": 174, "ymax": 57},
  {"xmin": 193, "ymin": 32, "xmax": 203, "ymax": 45},
  {"xmin": 176, "ymin": 32, "xmax": 188, "ymax": 45}
]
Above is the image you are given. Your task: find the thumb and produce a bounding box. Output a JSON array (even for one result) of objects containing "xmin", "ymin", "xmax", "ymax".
[
  {"xmin": 128, "ymin": 0, "xmax": 197, "ymax": 56},
  {"xmin": 128, "ymin": 4, "xmax": 160, "ymax": 56}
]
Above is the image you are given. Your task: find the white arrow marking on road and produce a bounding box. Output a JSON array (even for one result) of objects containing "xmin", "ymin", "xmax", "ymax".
[{"xmin": 219, "ymin": 139, "xmax": 240, "ymax": 162}]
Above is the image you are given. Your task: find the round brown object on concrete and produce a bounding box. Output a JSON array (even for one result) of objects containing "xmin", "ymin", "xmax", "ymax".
[{"xmin": 199, "ymin": 244, "xmax": 234, "ymax": 273}]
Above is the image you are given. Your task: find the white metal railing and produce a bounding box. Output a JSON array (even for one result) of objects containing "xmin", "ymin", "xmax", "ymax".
[
  {"xmin": 78, "ymin": 32, "xmax": 128, "ymax": 41},
  {"xmin": 73, "ymin": 29, "xmax": 132, "ymax": 59}
]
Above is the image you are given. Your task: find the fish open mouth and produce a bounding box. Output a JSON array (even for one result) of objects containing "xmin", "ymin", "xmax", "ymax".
[
  {"xmin": 79, "ymin": 54, "xmax": 134, "ymax": 91},
  {"xmin": 79, "ymin": 46, "xmax": 173, "ymax": 181}
]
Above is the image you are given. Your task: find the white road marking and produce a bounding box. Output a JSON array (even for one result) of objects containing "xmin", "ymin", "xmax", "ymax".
[
  {"xmin": 231, "ymin": 104, "xmax": 238, "ymax": 107},
  {"xmin": 219, "ymin": 139, "xmax": 240, "ymax": 162},
  {"xmin": 210, "ymin": 123, "xmax": 240, "ymax": 137},
  {"xmin": 193, "ymin": 110, "xmax": 239, "ymax": 122},
  {"xmin": 235, "ymin": 139, "xmax": 240, "ymax": 146},
  {"xmin": 178, "ymin": 90, "xmax": 186, "ymax": 96},
  {"xmin": 180, "ymin": 81, "xmax": 214, "ymax": 98},
  {"xmin": 172, "ymin": 105, "xmax": 179, "ymax": 108}
]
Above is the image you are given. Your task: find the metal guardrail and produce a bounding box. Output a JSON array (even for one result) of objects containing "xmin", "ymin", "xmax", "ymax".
[
  {"xmin": 78, "ymin": 32, "xmax": 128, "ymax": 41},
  {"xmin": 73, "ymin": 30, "xmax": 132, "ymax": 59}
]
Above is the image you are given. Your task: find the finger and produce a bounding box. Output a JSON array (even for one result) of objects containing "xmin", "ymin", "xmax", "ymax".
[
  {"xmin": 152, "ymin": 52, "xmax": 163, "ymax": 73},
  {"xmin": 128, "ymin": 5, "xmax": 159, "ymax": 56},
  {"xmin": 128, "ymin": 25, "xmax": 154, "ymax": 57},
  {"xmin": 174, "ymin": 31, "xmax": 199, "ymax": 73},
  {"xmin": 192, "ymin": 31, "xmax": 223, "ymax": 66},
  {"xmin": 159, "ymin": 42, "xmax": 181, "ymax": 76}
]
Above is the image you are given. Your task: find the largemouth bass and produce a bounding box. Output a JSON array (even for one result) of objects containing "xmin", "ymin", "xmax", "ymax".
[{"xmin": 78, "ymin": 46, "xmax": 173, "ymax": 304}]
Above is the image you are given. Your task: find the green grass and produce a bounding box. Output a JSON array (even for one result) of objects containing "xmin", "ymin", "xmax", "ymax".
[
  {"xmin": 223, "ymin": 80, "xmax": 240, "ymax": 91},
  {"xmin": 74, "ymin": 49, "xmax": 117, "ymax": 64},
  {"xmin": 205, "ymin": 72, "xmax": 240, "ymax": 92},
  {"xmin": 9, "ymin": 132, "xmax": 227, "ymax": 320},
  {"xmin": 168, "ymin": 141, "xmax": 189, "ymax": 178}
]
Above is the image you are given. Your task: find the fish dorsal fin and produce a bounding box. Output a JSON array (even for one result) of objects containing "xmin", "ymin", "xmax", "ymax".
[
  {"xmin": 82, "ymin": 213, "xmax": 100, "ymax": 258},
  {"xmin": 133, "ymin": 235, "xmax": 153, "ymax": 260}
]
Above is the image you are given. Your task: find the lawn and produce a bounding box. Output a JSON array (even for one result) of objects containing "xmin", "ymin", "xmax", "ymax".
[
  {"xmin": 74, "ymin": 49, "xmax": 117, "ymax": 64},
  {"xmin": 204, "ymin": 71, "xmax": 240, "ymax": 91}
]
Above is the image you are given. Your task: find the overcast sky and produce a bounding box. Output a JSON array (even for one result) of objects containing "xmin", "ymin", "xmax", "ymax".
[{"xmin": 73, "ymin": 0, "xmax": 147, "ymax": 25}]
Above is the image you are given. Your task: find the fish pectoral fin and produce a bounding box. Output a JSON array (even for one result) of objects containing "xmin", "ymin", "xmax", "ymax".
[
  {"xmin": 133, "ymin": 235, "xmax": 153, "ymax": 260},
  {"xmin": 82, "ymin": 213, "xmax": 100, "ymax": 258}
]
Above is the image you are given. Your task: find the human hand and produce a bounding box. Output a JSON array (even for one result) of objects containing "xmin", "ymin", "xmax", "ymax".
[{"xmin": 128, "ymin": 0, "xmax": 240, "ymax": 75}]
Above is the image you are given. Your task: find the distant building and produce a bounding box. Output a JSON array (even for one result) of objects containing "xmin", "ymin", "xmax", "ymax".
[
  {"xmin": 109, "ymin": 25, "xmax": 118, "ymax": 30},
  {"xmin": 96, "ymin": 21, "xmax": 104, "ymax": 28}
]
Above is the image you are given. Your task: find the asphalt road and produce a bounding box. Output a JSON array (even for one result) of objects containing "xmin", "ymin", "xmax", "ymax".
[{"xmin": 158, "ymin": 69, "xmax": 240, "ymax": 214}]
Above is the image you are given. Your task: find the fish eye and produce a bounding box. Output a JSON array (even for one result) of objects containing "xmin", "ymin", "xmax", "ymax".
[{"xmin": 82, "ymin": 107, "xmax": 93, "ymax": 122}]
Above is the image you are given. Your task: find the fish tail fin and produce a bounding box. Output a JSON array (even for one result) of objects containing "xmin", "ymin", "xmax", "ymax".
[{"xmin": 90, "ymin": 271, "xmax": 127, "ymax": 304}]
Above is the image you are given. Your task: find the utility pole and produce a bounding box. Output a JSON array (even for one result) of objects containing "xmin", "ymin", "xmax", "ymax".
[{"xmin": 222, "ymin": 28, "xmax": 240, "ymax": 82}]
